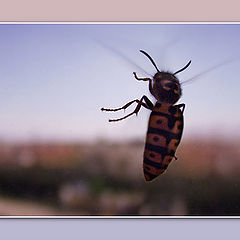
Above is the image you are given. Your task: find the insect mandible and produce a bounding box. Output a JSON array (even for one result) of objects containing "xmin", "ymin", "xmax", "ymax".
[{"xmin": 101, "ymin": 50, "xmax": 191, "ymax": 181}]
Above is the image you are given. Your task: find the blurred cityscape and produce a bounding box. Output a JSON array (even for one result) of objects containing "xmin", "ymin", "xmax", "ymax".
[{"xmin": 0, "ymin": 138, "xmax": 239, "ymax": 216}]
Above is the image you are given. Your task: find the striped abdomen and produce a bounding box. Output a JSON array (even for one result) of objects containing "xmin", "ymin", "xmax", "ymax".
[{"xmin": 143, "ymin": 102, "xmax": 184, "ymax": 181}]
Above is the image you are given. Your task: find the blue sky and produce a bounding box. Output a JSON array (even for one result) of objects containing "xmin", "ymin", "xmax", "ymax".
[{"xmin": 0, "ymin": 23, "xmax": 240, "ymax": 142}]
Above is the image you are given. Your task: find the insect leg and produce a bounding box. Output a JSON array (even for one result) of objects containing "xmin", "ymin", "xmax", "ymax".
[
  {"xmin": 176, "ymin": 103, "xmax": 185, "ymax": 114},
  {"xmin": 101, "ymin": 96, "xmax": 153, "ymax": 112},
  {"xmin": 108, "ymin": 95, "xmax": 153, "ymax": 122},
  {"xmin": 143, "ymin": 95, "xmax": 154, "ymax": 109},
  {"xmin": 101, "ymin": 99, "xmax": 141, "ymax": 112},
  {"xmin": 133, "ymin": 72, "xmax": 151, "ymax": 81},
  {"xmin": 133, "ymin": 72, "xmax": 154, "ymax": 96}
]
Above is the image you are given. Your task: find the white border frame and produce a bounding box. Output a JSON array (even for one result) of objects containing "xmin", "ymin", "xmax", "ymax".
[{"xmin": 0, "ymin": 21, "xmax": 239, "ymax": 218}]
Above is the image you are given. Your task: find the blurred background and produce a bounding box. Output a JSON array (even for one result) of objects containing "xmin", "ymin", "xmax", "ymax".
[{"xmin": 0, "ymin": 23, "xmax": 240, "ymax": 216}]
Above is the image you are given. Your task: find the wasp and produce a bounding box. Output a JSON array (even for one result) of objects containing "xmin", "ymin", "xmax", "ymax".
[{"xmin": 101, "ymin": 50, "xmax": 191, "ymax": 181}]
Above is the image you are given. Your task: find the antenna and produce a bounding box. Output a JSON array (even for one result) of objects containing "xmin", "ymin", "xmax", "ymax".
[
  {"xmin": 140, "ymin": 50, "xmax": 160, "ymax": 72},
  {"xmin": 174, "ymin": 60, "xmax": 192, "ymax": 75}
]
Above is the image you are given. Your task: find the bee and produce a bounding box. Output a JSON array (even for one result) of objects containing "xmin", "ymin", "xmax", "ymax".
[{"xmin": 101, "ymin": 50, "xmax": 191, "ymax": 181}]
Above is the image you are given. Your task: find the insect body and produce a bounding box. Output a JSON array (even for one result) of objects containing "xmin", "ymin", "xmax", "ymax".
[
  {"xmin": 143, "ymin": 102, "xmax": 185, "ymax": 181},
  {"xmin": 101, "ymin": 50, "xmax": 191, "ymax": 181}
]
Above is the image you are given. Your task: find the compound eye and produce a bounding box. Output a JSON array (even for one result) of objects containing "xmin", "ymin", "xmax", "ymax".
[{"xmin": 155, "ymin": 74, "xmax": 163, "ymax": 82}]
